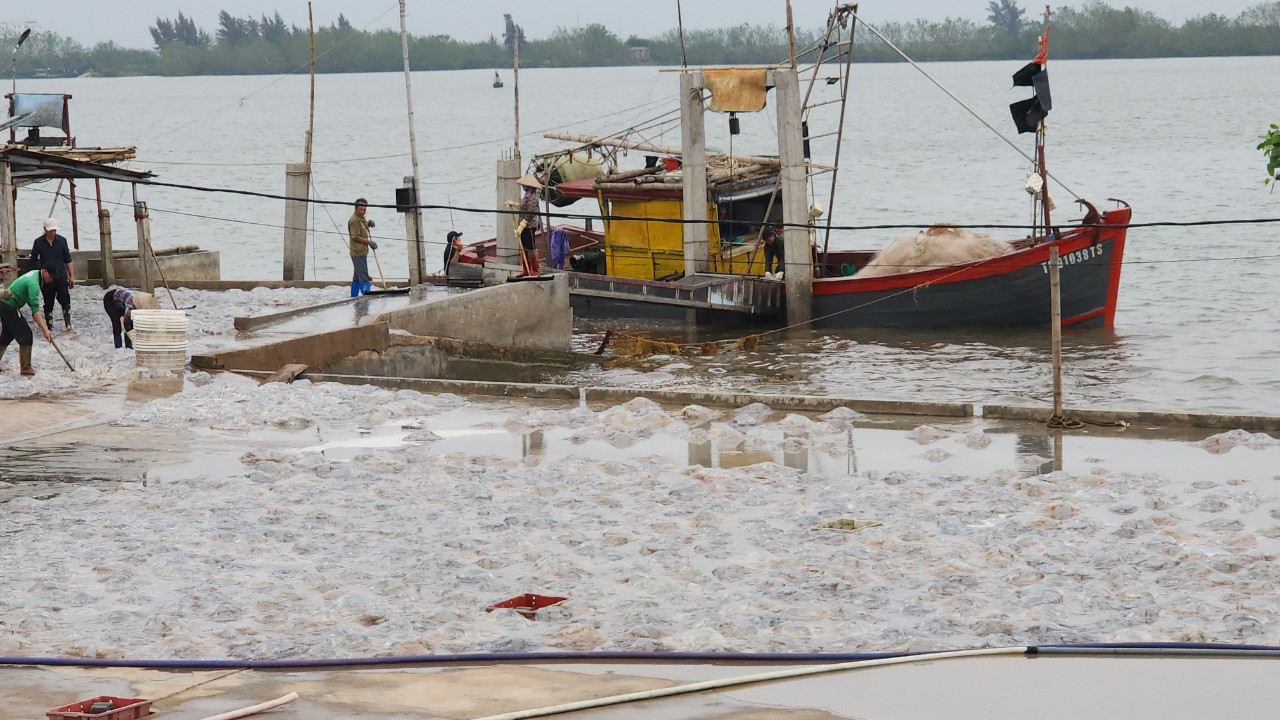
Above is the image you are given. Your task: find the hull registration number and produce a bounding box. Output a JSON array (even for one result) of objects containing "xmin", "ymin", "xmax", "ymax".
[{"xmin": 1042, "ymin": 243, "xmax": 1104, "ymax": 273}]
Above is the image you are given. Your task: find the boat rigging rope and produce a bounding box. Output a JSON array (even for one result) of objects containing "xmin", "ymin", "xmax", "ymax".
[{"xmin": 846, "ymin": 10, "xmax": 1082, "ymax": 202}]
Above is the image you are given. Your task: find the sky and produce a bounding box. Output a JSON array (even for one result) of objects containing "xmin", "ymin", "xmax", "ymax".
[{"xmin": 4, "ymin": 1, "xmax": 1264, "ymax": 50}]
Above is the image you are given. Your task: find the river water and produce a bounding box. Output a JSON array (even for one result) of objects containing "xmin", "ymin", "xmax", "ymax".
[{"xmin": 11, "ymin": 56, "xmax": 1280, "ymax": 413}]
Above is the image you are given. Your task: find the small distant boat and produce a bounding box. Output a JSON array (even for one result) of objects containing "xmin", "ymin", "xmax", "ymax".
[{"xmin": 492, "ymin": 71, "xmax": 504, "ymax": 89}]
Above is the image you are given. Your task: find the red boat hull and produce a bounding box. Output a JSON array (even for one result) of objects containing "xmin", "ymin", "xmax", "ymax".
[{"xmin": 810, "ymin": 207, "xmax": 1129, "ymax": 329}]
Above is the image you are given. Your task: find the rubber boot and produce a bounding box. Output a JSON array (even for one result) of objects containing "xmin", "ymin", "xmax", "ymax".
[
  {"xmin": 350, "ymin": 280, "xmax": 361, "ymax": 298},
  {"xmin": 362, "ymin": 281, "xmax": 372, "ymax": 295},
  {"xmin": 114, "ymin": 332, "xmax": 123, "ymax": 349},
  {"xmin": 530, "ymin": 253, "xmax": 541, "ymax": 277},
  {"xmin": 125, "ymin": 332, "xmax": 133, "ymax": 349},
  {"xmin": 19, "ymin": 344, "xmax": 35, "ymax": 376},
  {"xmin": 63, "ymin": 311, "xmax": 75, "ymax": 333}
]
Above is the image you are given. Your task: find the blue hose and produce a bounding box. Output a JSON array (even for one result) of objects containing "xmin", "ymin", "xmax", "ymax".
[{"xmin": 2, "ymin": 643, "xmax": 1279, "ymax": 670}]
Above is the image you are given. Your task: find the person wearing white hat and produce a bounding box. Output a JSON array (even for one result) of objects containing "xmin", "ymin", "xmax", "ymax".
[{"xmin": 29, "ymin": 217, "xmax": 76, "ymax": 332}]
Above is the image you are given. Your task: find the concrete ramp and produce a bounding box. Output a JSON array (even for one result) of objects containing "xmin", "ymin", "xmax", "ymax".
[
  {"xmin": 194, "ymin": 277, "xmax": 573, "ymax": 375},
  {"xmin": 372, "ymin": 275, "xmax": 571, "ymax": 352}
]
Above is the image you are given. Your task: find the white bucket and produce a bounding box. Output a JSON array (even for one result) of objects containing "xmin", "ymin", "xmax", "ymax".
[{"xmin": 131, "ymin": 309, "xmax": 189, "ymax": 372}]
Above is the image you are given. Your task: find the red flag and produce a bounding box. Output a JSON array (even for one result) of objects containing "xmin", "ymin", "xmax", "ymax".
[
  {"xmin": 1029, "ymin": 26, "xmax": 1049, "ymax": 64},
  {"xmin": 1032, "ymin": 13, "xmax": 1051, "ymax": 64}
]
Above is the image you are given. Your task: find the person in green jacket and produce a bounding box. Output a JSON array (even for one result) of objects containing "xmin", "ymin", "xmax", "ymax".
[{"xmin": 0, "ymin": 262, "xmax": 56, "ymax": 376}]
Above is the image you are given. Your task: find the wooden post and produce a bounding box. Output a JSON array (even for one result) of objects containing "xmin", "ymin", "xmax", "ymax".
[
  {"xmin": 283, "ymin": 161, "xmax": 310, "ymax": 281},
  {"xmin": 98, "ymin": 208, "xmax": 114, "ymax": 288},
  {"xmin": 772, "ymin": 68, "xmax": 812, "ymax": 327},
  {"xmin": 680, "ymin": 70, "xmax": 708, "ymax": 278},
  {"xmin": 0, "ymin": 161, "xmax": 14, "ymax": 268},
  {"xmin": 134, "ymin": 198, "xmax": 154, "ymax": 293},
  {"xmin": 68, "ymin": 179, "xmax": 81, "ymax": 250},
  {"xmin": 1049, "ymin": 246, "xmax": 1063, "ymax": 417},
  {"xmin": 496, "ymin": 152, "xmax": 522, "ymax": 271}
]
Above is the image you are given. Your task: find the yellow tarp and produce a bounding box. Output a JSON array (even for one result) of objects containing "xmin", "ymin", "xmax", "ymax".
[{"xmin": 703, "ymin": 69, "xmax": 768, "ymax": 113}]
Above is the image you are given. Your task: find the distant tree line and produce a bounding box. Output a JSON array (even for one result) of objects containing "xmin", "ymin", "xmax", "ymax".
[{"xmin": 3, "ymin": 1, "xmax": 1279, "ymax": 79}]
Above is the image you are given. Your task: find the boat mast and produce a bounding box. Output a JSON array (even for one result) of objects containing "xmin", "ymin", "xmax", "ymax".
[{"xmin": 1035, "ymin": 6, "xmax": 1052, "ymax": 240}]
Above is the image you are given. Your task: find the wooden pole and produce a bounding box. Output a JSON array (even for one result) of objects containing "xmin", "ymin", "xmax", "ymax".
[
  {"xmin": 513, "ymin": 31, "xmax": 521, "ymax": 156},
  {"xmin": 305, "ymin": 2, "xmax": 316, "ymax": 166},
  {"xmin": 398, "ymin": 0, "xmax": 424, "ymax": 285},
  {"xmin": 1049, "ymin": 246, "xmax": 1063, "ymax": 418},
  {"xmin": 676, "ymin": 0, "xmax": 688, "ymax": 68},
  {"xmin": 785, "ymin": 0, "xmax": 798, "ymax": 70},
  {"xmin": 0, "ymin": 161, "xmax": 14, "ymax": 268},
  {"xmin": 98, "ymin": 208, "xmax": 114, "ymax": 287},
  {"xmin": 68, "ymin": 179, "xmax": 80, "ymax": 249},
  {"xmin": 132, "ymin": 194, "xmax": 153, "ymax": 294}
]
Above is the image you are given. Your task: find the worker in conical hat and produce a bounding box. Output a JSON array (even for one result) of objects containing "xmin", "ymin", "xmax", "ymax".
[{"xmin": 515, "ymin": 176, "xmax": 543, "ymax": 276}]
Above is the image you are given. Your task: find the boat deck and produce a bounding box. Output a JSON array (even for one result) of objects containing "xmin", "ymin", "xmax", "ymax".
[{"xmin": 565, "ymin": 271, "xmax": 784, "ymax": 318}]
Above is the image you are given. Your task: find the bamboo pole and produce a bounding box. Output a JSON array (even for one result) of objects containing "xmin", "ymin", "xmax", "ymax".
[
  {"xmin": 1049, "ymin": 246, "xmax": 1063, "ymax": 418},
  {"xmin": 305, "ymin": 2, "xmax": 315, "ymax": 166},
  {"xmin": 786, "ymin": 0, "xmax": 798, "ymax": 70},
  {"xmin": 398, "ymin": 0, "xmax": 424, "ymax": 284},
  {"xmin": 514, "ymin": 31, "xmax": 521, "ymax": 157}
]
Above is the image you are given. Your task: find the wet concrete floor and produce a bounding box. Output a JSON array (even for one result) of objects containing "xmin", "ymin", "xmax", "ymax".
[{"xmin": 5, "ymin": 652, "xmax": 1278, "ymax": 720}]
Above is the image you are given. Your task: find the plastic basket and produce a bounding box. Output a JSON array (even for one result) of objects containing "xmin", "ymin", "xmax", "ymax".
[
  {"xmin": 131, "ymin": 309, "xmax": 188, "ymax": 372},
  {"xmin": 47, "ymin": 696, "xmax": 152, "ymax": 720}
]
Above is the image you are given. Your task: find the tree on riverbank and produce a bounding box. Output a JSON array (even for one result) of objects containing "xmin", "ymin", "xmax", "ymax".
[{"xmin": 3, "ymin": 1, "xmax": 1280, "ymax": 78}]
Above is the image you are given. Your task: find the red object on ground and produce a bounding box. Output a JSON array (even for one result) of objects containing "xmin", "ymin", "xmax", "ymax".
[
  {"xmin": 487, "ymin": 593, "xmax": 570, "ymax": 619},
  {"xmin": 662, "ymin": 156, "xmax": 681, "ymax": 171},
  {"xmin": 46, "ymin": 696, "xmax": 152, "ymax": 720}
]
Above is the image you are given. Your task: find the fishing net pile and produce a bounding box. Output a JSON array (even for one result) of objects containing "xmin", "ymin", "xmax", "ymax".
[{"xmin": 857, "ymin": 224, "xmax": 1013, "ymax": 279}]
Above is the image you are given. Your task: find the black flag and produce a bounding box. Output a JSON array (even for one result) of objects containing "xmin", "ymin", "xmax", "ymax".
[{"xmin": 1010, "ymin": 62, "xmax": 1051, "ymax": 134}]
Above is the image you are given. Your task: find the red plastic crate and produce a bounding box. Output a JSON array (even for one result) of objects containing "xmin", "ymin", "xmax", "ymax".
[{"xmin": 46, "ymin": 696, "xmax": 152, "ymax": 720}]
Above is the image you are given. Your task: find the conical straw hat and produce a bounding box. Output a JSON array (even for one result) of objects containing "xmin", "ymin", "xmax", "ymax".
[{"xmin": 516, "ymin": 174, "xmax": 543, "ymax": 189}]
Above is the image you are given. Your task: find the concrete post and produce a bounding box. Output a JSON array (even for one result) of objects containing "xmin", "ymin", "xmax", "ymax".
[
  {"xmin": 0, "ymin": 162, "xmax": 14, "ymax": 269},
  {"xmin": 404, "ymin": 175, "xmax": 424, "ymax": 284},
  {"xmin": 496, "ymin": 153, "xmax": 522, "ymax": 271},
  {"xmin": 403, "ymin": 176, "xmax": 424, "ymax": 285},
  {"xmin": 283, "ymin": 161, "xmax": 310, "ymax": 281},
  {"xmin": 98, "ymin": 208, "xmax": 114, "ymax": 288},
  {"xmin": 680, "ymin": 71, "xmax": 709, "ymax": 277},
  {"xmin": 134, "ymin": 201, "xmax": 154, "ymax": 293},
  {"xmin": 772, "ymin": 68, "xmax": 812, "ymax": 327}
]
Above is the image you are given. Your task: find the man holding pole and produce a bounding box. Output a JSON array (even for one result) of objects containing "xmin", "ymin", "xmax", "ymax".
[
  {"xmin": 30, "ymin": 218, "xmax": 76, "ymax": 332},
  {"xmin": 347, "ymin": 198, "xmax": 377, "ymax": 297},
  {"xmin": 0, "ymin": 262, "xmax": 57, "ymax": 376}
]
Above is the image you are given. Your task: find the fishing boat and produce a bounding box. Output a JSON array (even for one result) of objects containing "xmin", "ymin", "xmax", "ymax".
[
  {"xmin": 492, "ymin": 71, "xmax": 504, "ymax": 88},
  {"xmin": 458, "ymin": 5, "xmax": 1129, "ymax": 330}
]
